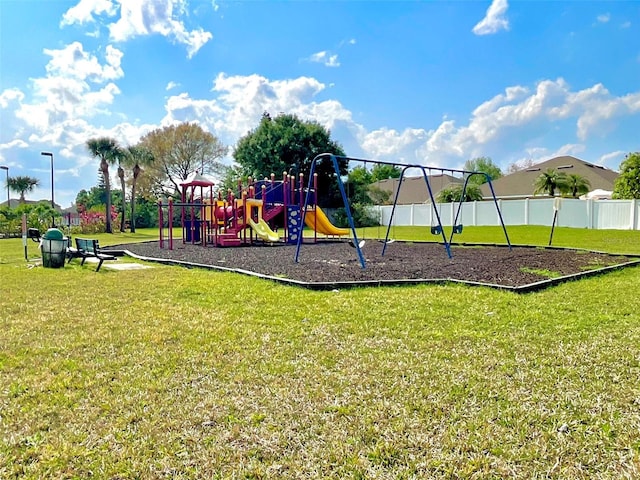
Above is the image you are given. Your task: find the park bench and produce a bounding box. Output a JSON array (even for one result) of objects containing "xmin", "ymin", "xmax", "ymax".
[{"xmin": 70, "ymin": 238, "xmax": 116, "ymax": 272}]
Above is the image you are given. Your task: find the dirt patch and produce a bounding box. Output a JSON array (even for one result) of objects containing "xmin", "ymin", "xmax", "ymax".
[{"xmin": 110, "ymin": 240, "xmax": 640, "ymax": 291}]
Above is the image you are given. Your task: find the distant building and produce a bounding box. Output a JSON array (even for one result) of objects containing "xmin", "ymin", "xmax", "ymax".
[
  {"xmin": 372, "ymin": 174, "xmax": 463, "ymax": 205},
  {"xmin": 0, "ymin": 199, "xmax": 63, "ymax": 209},
  {"xmin": 479, "ymin": 156, "xmax": 619, "ymax": 199}
]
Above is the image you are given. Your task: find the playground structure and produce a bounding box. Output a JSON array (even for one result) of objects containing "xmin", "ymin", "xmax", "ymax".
[
  {"xmin": 294, "ymin": 153, "xmax": 511, "ymax": 268},
  {"xmin": 157, "ymin": 171, "xmax": 349, "ymax": 250},
  {"xmin": 157, "ymin": 154, "xmax": 511, "ymax": 269}
]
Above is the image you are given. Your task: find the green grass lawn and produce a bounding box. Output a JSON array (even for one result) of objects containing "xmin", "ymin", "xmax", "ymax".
[{"xmin": 1, "ymin": 226, "xmax": 640, "ymax": 478}]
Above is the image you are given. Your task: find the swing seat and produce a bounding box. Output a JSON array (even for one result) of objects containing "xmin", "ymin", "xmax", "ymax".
[
  {"xmin": 430, "ymin": 225, "xmax": 442, "ymax": 235},
  {"xmin": 348, "ymin": 239, "xmax": 366, "ymax": 249},
  {"xmin": 453, "ymin": 224, "xmax": 463, "ymax": 234}
]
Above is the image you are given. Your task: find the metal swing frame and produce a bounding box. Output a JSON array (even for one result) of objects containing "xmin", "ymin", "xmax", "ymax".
[{"xmin": 294, "ymin": 153, "xmax": 511, "ymax": 269}]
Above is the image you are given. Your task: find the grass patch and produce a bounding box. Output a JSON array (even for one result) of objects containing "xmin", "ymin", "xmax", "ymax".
[
  {"xmin": 2, "ymin": 226, "xmax": 640, "ymax": 477},
  {"xmin": 519, "ymin": 266, "xmax": 563, "ymax": 278}
]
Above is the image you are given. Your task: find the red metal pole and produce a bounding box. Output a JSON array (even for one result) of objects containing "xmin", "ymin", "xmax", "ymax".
[
  {"xmin": 299, "ymin": 173, "xmax": 304, "ymax": 209},
  {"xmin": 168, "ymin": 198, "xmax": 174, "ymax": 250},
  {"xmin": 283, "ymin": 171, "xmax": 288, "ymax": 242},
  {"xmin": 158, "ymin": 200, "xmax": 163, "ymax": 249}
]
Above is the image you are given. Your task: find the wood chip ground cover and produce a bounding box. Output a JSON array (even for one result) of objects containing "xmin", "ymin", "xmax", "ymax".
[{"xmin": 115, "ymin": 241, "xmax": 639, "ymax": 288}]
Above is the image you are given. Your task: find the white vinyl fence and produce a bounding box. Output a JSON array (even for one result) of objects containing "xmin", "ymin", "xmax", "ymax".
[{"xmin": 374, "ymin": 198, "xmax": 640, "ymax": 230}]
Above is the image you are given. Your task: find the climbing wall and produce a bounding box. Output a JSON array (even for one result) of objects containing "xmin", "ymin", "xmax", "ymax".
[{"xmin": 287, "ymin": 205, "xmax": 302, "ymax": 244}]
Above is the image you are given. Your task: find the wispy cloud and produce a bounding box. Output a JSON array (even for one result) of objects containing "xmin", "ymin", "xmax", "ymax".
[
  {"xmin": 599, "ymin": 150, "xmax": 626, "ymax": 167},
  {"xmin": 596, "ymin": 13, "xmax": 611, "ymax": 24},
  {"xmin": 166, "ymin": 81, "xmax": 180, "ymax": 91},
  {"xmin": 621, "ymin": 21, "xmax": 631, "ymax": 29},
  {"xmin": 472, "ymin": 0, "xmax": 509, "ymax": 36},
  {"xmin": 308, "ymin": 51, "xmax": 340, "ymax": 68}
]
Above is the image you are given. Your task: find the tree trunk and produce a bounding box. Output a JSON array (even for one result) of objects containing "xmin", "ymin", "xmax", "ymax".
[
  {"xmin": 130, "ymin": 164, "xmax": 141, "ymax": 233},
  {"xmin": 102, "ymin": 160, "xmax": 112, "ymax": 234},
  {"xmin": 130, "ymin": 183, "xmax": 137, "ymax": 233},
  {"xmin": 118, "ymin": 166, "xmax": 126, "ymax": 232}
]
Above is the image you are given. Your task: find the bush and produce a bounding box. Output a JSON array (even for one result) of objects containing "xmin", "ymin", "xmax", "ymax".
[
  {"xmin": 333, "ymin": 203, "xmax": 379, "ymax": 228},
  {"xmin": 71, "ymin": 205, "xmax": 117, "ymax": 235}
]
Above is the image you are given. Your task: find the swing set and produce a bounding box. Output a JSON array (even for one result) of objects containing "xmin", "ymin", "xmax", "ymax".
[{"xmin": 294, "ymin": 153, "xmax": 511, "ymax": 268}]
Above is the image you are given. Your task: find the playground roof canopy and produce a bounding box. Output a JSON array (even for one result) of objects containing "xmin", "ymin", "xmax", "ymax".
[{"xmin": 181, "ymin": 171, "xmax": 215, "ymax": 188}]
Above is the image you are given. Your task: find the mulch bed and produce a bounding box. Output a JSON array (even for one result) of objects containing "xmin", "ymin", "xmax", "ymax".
[{"xmin": 110, "ymin": 240, "xmax": 640, "ymax": 291}]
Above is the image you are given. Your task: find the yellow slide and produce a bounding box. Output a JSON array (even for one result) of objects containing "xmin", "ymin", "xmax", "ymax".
[
  {"xmin": 248, "ymin": 218, "xmax": 280, "ymax": 242},
  {"xmin": 304, "ymin": 206, "xmax": 350, "ymax": 236}
]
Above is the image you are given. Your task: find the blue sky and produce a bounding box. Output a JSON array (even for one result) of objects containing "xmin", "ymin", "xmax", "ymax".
[{"xmin": 1, "ymin": 0, "xmax": 638, "ymax": 207}]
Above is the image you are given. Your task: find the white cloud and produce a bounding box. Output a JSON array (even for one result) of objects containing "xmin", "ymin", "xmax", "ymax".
[
  {"xmin": 62, "ymin": 0, "xmax": 213, "ymax": 58},
  {"xmin": 599, "ymin": 150, "xmax": 626, "ymax": 167},
  {"xmin": 7, "ymin": 42, "xmax": 124, "ymax": 146},
  {"xmin": 472, "ymin": 0, "xmax": 509, "ymax": 36},
  {"xmin": 61, "ymin": 0, "xmax": 117, "ymax": 26},
  {"xmin": 157, "ymin": 73, "xmax": 640, "ymax": 170},
  {"xmin": 0, "ymin": 139, "xmax": 29, "ymax": 150},
  {"xmin": 308, "ymin": 51, "xmax": 340, "ymax": 68},
  {"xmin": 361, "ymin": 128, "xmax": 429, "ymax": 162},
  {"xmin": 596, "ymin": 13, "xmax": 611, "ymax": 24},
  {"xmin": 166, "ymin": 81, "xmax": 180, "ymax": 91},
  {"xmin": 108, "ymin": 0, "xmax": 213, "ymax": 58},
  {"xmin": 162, "ymin": 74, "xmax": 341, "ymax": 143},
  {"xmin": 359, "ymin": 78, "xmax": 640, "ymax": 167},
  {"xmin": 43, "ymin": 42, "xmax": 123, "ymax": 82},
  {"xmin": 0, "ymin": 88, "xmax": 25, "ymax": 108},
  {"xmin": 621, "ymin": 21, "xmax": 631, "ymax": 29}
]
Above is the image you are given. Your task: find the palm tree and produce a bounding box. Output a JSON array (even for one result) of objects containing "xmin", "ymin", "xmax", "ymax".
[
  {"xmin": 563, "ymin": 173, "xmax": 591, "ymax": 198},
  {"xmin": 533, "ymin": 169, "xmax": 568, "ymax": 197},
  {"xmin": 8, "ymin": 176, "xmax": 40, "ymax": 203},
  {"xmin": 86, "ymin": 137, "xmax": 119, "ymax": 233},
  {"xmin": 114, "ymin": 146, "xmax": 126, "ymax": 232},
  {"xmin": 124, "ymin": 145, "xmax": 154, "ymax": 233},
  {"xmin": 436, "ymin": 184, "xmax": 483, "ymax": 203}
]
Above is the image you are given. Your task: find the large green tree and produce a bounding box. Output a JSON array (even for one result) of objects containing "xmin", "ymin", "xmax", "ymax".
[
  {"xmin": 86, "ymin": 137, "xmax": 120, "ymax": 233},
  {"xmin": 7, "ymin": 176, "xmax": 40, "ymax": 203},
  {"xmin": 561, "ymin": 173, "xmax": 591, "ymax": 198},
  {"xmin": 141, "ymin": 122, "xmax": 227, "ymax": 196},
  {"xmin": 612, "ymin": 152, "xmax": 640, "ymax": 199},
  {"xmin": 233, "ymin": 113, "xmax": 347, "ymax": 206},
  {"xmin": 370, "ymin": 164, "xmax": 402, "ymax": 182},
  {"xmin": 463, "ymin": 157, "xmax": 503, "ymax": 185},
  {"xmin": 533, "ymin": 168, "xmax": 568, "ymax": 197}
]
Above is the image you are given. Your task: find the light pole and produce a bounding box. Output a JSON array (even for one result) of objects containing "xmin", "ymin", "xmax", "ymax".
[
  {"xmin": 0, "ymin": 165, "xmax": 8, "ymax": 207},
  {"xmin": 41, "ymin": 152, "xmax": 54, "ymax": 226}
]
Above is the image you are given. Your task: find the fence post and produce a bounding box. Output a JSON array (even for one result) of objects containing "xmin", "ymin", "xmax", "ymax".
[{"xmin": 473, "ymin": 201, "xmax": 477, "ymax": 226}]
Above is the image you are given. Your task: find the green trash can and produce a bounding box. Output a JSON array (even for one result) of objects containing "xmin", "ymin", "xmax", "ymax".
[{"xmin": 41, "ymin": 228, "xmax": 67, "ymax": 268}]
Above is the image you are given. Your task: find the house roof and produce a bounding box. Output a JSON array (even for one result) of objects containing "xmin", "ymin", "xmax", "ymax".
[
  {"xmin": 479, "ymin": 156, "xmax": 618, "ymax": 199},
  {"xmin": 372, "ymin": 174, "xmax": 463, "ymax": 204}
]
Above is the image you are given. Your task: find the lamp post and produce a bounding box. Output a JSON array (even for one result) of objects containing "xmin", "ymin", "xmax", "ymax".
[
  {"xmin": 0, "ymin": 165, "xmax": 8, "ymax": 207},
  {"xmin": 41, "ymin": 152, "xmax": 54, "ymax": 227}
]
